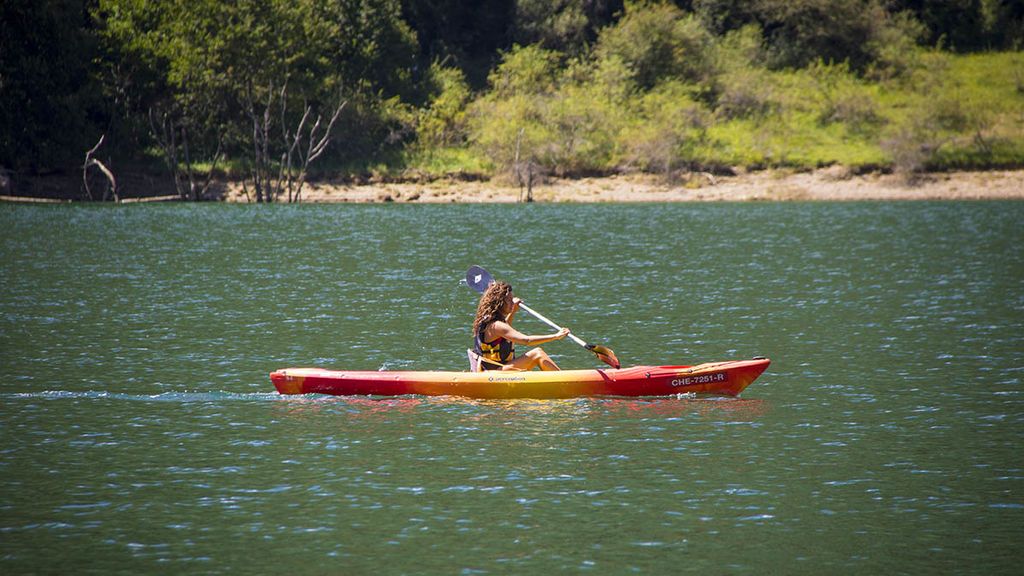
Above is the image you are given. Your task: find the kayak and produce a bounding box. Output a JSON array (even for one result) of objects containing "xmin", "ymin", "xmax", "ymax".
[{"xmin": 270, "ymin": 358, "xmax": 769, "ymax": 399}]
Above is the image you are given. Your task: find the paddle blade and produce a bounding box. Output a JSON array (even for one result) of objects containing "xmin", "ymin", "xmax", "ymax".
[
  {"xmin": 588, "ymin": 344, "xmax": 620, "ymax": 369},
  {"xmin": 465, "ymin": 265, "xmax": 494, "ymax": 294}
]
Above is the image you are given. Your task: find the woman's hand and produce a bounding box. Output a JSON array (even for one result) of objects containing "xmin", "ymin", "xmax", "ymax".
[
  {"xmin": 511, "ymin": 297, "xmax": 522, "ymax": 312},
  {"xmin": 555, "ymin": 327, "xmax": 570, "ymax": 339}
]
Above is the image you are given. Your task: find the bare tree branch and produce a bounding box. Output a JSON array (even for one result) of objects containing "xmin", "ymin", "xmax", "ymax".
[
  {"xmin": 245, "ymin": 76, "xmax": 346, "ymax": 203},
  {"xmin": 195, "ymin": 135, "xmax": 223, "ymax": 201},
  {"xmin": 83, "ymin": 134, "xmax": 117, "ymax": 202},
  {"xmin": 308, "ymin": 100, "xmax": 345, "ymax": 163},
  {"xmin": 291, "ymin": 98, "xmax": 346, "ymax": 202},
  {"xmin": 149, "ymin": 105, "xmax": 223, "ymax": 201},
  {"xmin": 82, "ymin": 134, "xmax": 104, "ymax": 201}
]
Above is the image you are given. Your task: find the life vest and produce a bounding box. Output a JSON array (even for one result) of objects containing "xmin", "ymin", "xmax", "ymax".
[{"xmin": 473, "ymin": 318, "xmax": 514, "ymax": 370}]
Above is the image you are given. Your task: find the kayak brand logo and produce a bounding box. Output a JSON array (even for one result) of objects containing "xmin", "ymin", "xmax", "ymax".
[
  {"xmin": 488, "ymin": 375, "xmax": 527, "ymax": 382},
  {"xmin": 671, "ymin": 372, "xmax": 726, "ymax": 387}
]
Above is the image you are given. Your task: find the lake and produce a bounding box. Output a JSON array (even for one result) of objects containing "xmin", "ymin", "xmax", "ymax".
[{"xmin": 1, "ymin": 201, "xmax": 1021, "ymax": 574}]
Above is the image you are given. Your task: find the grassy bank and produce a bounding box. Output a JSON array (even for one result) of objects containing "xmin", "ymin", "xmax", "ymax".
[{"xmin": 393, "ymin": 51, "xmax": 1024, "ymax": 181}]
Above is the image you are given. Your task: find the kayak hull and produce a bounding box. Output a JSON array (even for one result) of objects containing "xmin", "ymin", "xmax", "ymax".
[{"xmin": 270, "ymin": 358, "xmax": 769, "ymax": 399}]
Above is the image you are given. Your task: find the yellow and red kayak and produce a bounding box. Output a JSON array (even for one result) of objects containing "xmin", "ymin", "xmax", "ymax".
[{"xmin": 270, "ymin": 358, "xmax": 769, "ymax": 399}]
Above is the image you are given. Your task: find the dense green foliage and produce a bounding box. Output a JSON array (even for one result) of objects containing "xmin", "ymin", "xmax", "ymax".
[
  {"xmin": 2, "ymin": 0, "xmax": 1023, "ymax": 193},
  {"xmin": 1, "ymin": 0, "xmax": 101, "ymax": 171}
]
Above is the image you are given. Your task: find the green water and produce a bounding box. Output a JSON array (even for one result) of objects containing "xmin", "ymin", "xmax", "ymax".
[{"xmin": 1, "ymin": 202, "xmax": 1021, "ymax": 574}]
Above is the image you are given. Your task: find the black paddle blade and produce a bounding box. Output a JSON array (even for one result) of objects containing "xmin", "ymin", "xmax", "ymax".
[
  {"xmin": 588, "ymin": 344, "xmax": 620, "ymax": 369},
  {"xmin": 465, "ymin": 265, "xmax": 494, "ymax": 294}
]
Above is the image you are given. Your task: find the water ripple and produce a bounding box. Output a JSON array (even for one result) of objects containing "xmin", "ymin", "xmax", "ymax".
[{"xmin": 1, "ymin": 202, "xmax": 1022, "ymax": 574}]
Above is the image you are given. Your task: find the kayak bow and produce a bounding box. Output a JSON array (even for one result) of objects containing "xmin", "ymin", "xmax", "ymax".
[{"xmin": 270, "ymin": 358, "xmax": 769, "ymax": 399}]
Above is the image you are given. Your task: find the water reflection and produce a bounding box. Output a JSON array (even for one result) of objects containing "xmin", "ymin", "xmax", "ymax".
[
  {"xmin": 269, "ymin": 394, "xmax": 771, "ymax": 423},
  {"xmin": 590, "ymin": 397, "xmax": 771, "ymax": 420}
]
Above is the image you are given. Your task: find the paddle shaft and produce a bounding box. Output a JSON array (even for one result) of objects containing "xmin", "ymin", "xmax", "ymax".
[{"xmin": 517, "ymin": 301, "xmax": 588, "ymax": 348}]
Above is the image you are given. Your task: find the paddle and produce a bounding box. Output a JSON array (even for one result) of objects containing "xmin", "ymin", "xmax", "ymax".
[{"xmin": 465, "ymin": 265, "xmax": 620, "ymax": 369}]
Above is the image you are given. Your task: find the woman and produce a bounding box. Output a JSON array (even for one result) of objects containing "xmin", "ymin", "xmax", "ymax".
[{"xmin": 472, "ymin": 281, "xmax": 569, "ymax": 371}]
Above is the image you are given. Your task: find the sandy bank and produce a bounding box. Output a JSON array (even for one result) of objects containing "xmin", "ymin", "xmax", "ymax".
[
  {"xmin": 223, "ymin": 168, "xmax": 1024, "ymax": 203},
  {"xmin": 4, "ymin": 168, "xmax": 1022, "ymax": 203}
]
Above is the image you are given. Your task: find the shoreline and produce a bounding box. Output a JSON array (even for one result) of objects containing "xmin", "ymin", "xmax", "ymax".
[
  {"xmin": 224, "ymin": 168, "xmax": 1024, "ymax": 203},
  {"xmin": 4, "ymin": 168, "xmax": 1023, "ymax": 203}
]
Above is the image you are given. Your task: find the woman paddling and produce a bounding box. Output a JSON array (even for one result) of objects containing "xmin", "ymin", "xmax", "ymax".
[{"xmin": 472, "ymin": 281, "xmax": 570, "ymax": 371}]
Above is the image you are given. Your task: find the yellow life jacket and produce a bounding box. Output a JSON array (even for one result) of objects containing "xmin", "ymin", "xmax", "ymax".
[{"xmin": 473, "ymin": 319, "xmax": 514, "ymax": 370}]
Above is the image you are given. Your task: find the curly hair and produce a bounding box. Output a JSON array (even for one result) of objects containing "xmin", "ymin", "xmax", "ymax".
[{"xmin": 473, "ymin": 281, "xmax": 512, "ymax": 336}]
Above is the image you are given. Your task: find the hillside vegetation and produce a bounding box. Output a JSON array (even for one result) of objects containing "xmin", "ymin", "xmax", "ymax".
[{"xmin": 2, "ymin": 0, "xmax": 1023, "ymax": 199}]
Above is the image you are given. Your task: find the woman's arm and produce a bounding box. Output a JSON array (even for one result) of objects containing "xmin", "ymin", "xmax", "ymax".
[
  {"xmin": 503, "ymin": 297, "xmax": 521, "ymax": 323},
  {"xmin": 490, "ymin": 321, "xmax": 569, "ymax": 346}
]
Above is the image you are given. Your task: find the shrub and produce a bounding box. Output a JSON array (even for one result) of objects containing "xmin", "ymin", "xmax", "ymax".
[
  {"xmin": 810, "ymin": 61, "xmax": 882, "ymax": 130},
  {"xmin": 865, "ymin": 10, "xmax": 928, "ymax": 81},
  {"xmin": 469, "ymin": 92, "xmax": 551, "ymax": 177},
  {"xmin": 583, "ymin": 54, "xmax": 637, "ymax": 104},
  {"xmin": 715, "ymin": 65, "xmax": 779, "ymax": 119},
  {"xmin": 755, "ymin": 0, "xmax": 925, "ymax": 76},
  {"xmin": 416, "ymin": 63, "xmax": 471, "ymax": 149},
  {"xmin": 595, "ymin": 1, "xmax": 717, "ymax": 90},
  {"xmin": 716, "ymin": 24, "xmax": 769, "ymax": 69},
  {"xmin": 541, "ymin": 82, "xmax": 625, "ymax": 174},
  {"xmin": 472, "ymin": 42, "xmax": 632, "ymax": 176},
  {"xmin": 486, "ymin": 44, "xmax": 562, "ymax": 98},
  {"xmin": 880, "ymin": 125, "xmax": 933, "ymax": 179},
  {"xmin": 513, "ymin": 0, "xmax": 591, "ymax": 55},
  {"xmin": 469, "ymin": 45, "xmax": 564, "ymax": 176},
  {"xmin": 881, "ymin": 91, "xmax": 990, "ymax": 177},
  {"xmin": 619, "ymin": 81, "xmax": 711, "ymax": 177}
]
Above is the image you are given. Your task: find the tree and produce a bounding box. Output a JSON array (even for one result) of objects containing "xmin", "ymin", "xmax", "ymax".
[
  {"xmin": 513, "ymin": 0, "xmax": 624, "ymax": 55},
  {"xmin": 693, "ymin": 0, "xmax": 932, "ymax": 75},
  {"xmin": 889, "ymin": 0, "xmax": 989, "ymax": 51},
  {"xmin": 416, "ymin": 63, "xmax": 472, "ymax": 149},
  {"xmin": 95, "ymin": 0, "xmax": 422, "ymax": 200},
  {"xmin": 594, "ymin": 1, "xmax": 717, "ymax": 90},
  {"xmin": 620, "ymin": 81, "xmax": 710, "ymax": 178},
  {"xmin": 0, "ymin": 0, "xmax": 99, "ymax": 173},
  {"xmin": 96, "ymin": 0, "xmax": 240, "ymax": 198}
]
